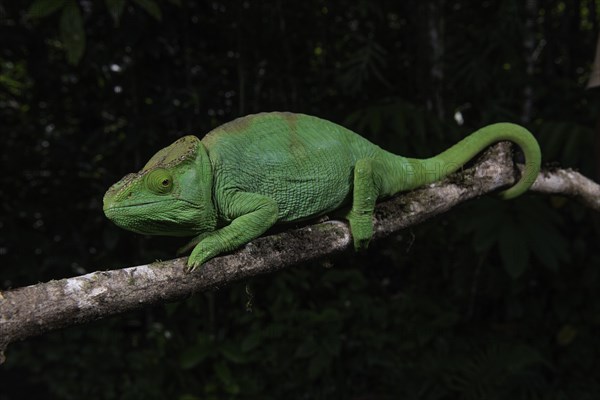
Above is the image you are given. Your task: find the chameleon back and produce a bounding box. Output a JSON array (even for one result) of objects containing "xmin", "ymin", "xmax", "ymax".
[{"xmin": 202, "ymin": 112, "xmax": 383, "ymax": 222}]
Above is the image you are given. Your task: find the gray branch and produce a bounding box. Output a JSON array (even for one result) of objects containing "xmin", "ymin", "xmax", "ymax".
[
  {"xmin": 531, "ymin": 168, "xmax": 600, "ymax": 210},
  {"xmin": 1, "ymin": 142, "xmax": 599, "ymax": 362}
]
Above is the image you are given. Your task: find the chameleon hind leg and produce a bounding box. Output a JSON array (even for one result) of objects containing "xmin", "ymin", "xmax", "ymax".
[{"xmin": 346, "ymin": 158, "xmax": 383, "ymax": 251}]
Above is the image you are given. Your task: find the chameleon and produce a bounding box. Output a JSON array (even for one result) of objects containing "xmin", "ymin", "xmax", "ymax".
[{"xmin": 103, "ymin": 112, "xmax": 541, "ymax": 270}]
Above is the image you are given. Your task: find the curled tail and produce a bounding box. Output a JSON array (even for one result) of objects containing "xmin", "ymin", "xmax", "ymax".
[{"xmin": 380, "ymin": 123, "xmax": 541, "ymax": 199}]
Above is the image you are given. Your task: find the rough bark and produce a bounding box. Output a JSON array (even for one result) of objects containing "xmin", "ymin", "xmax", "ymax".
[
  {"xmin": 531, "ymin": 168, "xmax": 600, "ymax": 210},
  {"xmin": 1, "ymin": 142, "xmax": 599, "ymax": 362}
]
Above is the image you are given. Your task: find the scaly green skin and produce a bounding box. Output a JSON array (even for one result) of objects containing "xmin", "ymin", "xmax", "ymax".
[{"xmin": 103, "ymin": 112, "xmax": 541, "ymax": 270}]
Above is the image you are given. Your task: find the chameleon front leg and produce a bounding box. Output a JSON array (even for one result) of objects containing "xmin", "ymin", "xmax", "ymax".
[
  {"xmin": 346, "ymin": 158, "xmax": 384, "ymax": 251},
  {"xmin": 188, "ymin": 191, "xmax": 279, "ymax": 271}
]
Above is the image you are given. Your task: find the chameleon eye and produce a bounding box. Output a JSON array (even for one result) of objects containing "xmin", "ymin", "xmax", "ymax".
[{"xmin": 146, "ymin": 169, "xmax": 173, "ymax": 194}]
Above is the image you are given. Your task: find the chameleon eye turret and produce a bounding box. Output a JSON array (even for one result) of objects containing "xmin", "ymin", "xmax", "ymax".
[{"xmin": 145, "ymin": 169, "xmax": 173, "ymax": 195}]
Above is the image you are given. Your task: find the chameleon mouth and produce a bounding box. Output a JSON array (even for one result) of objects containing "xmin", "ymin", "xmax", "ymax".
[
  {"xmin": 103, "ymin": 198, "xmax": 201, "ymax": 213},
  {"xmin": 102, "ymin": 199, "xmax": 204, "ymax": 228},
  {"xmin": 103, "ymin": 199, "xmax": 181, "ymax": 222},
  {"xmin": 103, "ymin": 198, "xmax": 205, "ymax": 236},
  {"xmin": 103, "ymin": 200, "xmax": 172, "ymax": 211},
  {"xmin": 103, "ymin": 201, "xmax": 168, "ymax": 222}
]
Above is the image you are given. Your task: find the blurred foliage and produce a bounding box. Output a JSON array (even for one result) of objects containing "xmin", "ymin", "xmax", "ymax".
[{"xmin": 1, "ymin": 0, "xmax": 600, "ymax": 399}]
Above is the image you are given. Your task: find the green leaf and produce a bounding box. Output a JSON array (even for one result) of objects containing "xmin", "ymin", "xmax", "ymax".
[
  {"xmin": 308, "ymin": 352, "xmax": 331, "ymax": 380},
  {"xmin": 214, "ymin": 361, "xmax": 240, "ymax": 394},
  {"xmin": 0, "ymin": 75, "xmax": 24, "ymax": 93},
  {"xmin": 506, "ymin": 344, "xmax": 548, "ymax": 371},
  {"xmin": 220, "ymin": 343, "xmax": 248, "ymax": 364},
  {"xmin": 294, "ymin": 337, "xmax": 317, "ymax": 358},
  {"xmin": 240, "ymin": 331, "xmax": 262, "ymax": 352},
  {"xmin": 27, "ymin": 0, "xmax": 66, "ymax": 18},
  {"xmin": 59, "ymin": 1, "xmax": 85, "ymax": 65},
  {"xmin": 132, "ymin": 0, "xmax": 162, "ymax": 21},
  {"xmin": 178, "ymin": 395, "xmax": 201, "ymax": 400},
  {"xmin": 105, "ymin": 0, "xmax": 126, "ymax": 26},
  {"xmin": 179, "ymin": 344, "xmax": 209, "ymax": 370},
  {"xmin": 179, "ymin": 335, "xmax": 214, "ymax": 369},
  {"xmin": 523, "ymin": 221, "xmax": 566, "ymax": 271},
  {"xmin": 163, "ymin": 302, "xmax": 180, "ymax": 316},
  {"xmin": 498, "ymin": 223, "xmax": 529, "ymax": 278}
]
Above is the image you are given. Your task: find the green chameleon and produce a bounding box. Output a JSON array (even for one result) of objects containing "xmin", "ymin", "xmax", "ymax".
[{"xmin": 103, "ymin": 112, "xmax": 541, "ymax": 270}]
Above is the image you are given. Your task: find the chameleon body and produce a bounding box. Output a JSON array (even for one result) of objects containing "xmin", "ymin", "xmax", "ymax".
[{"xmin": 103, "ymin": 112, "xmax": 541, "ymax": 270}]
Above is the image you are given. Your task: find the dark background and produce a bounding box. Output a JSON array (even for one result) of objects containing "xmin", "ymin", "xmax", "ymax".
[{"xmin": 1, "ymin": 1, "xmax": 600, "ymax": 399}]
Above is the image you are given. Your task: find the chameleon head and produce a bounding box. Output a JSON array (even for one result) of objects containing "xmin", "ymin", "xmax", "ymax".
[{"xmin": 103, "ymin": 136, "xmax": 217, "ymax": 237}]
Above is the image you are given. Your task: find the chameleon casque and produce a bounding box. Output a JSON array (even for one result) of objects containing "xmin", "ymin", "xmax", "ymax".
[{"xmin": 103, "ymin": 112, "xmax": 541, "ymax": 270}]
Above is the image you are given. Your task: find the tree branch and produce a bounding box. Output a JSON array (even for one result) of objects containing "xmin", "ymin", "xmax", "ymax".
[
  {"xmin": 530, "ymin": 168, "xmax": 600, "ymax": 211},
  {"xmin": 1, "ymin": 142, "xmax": 599, "ymax": 362}
]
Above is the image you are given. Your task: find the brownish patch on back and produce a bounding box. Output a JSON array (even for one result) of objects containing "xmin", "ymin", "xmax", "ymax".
[
  {"xmin": 201, "ymin": 114, "xmax": 260, "ymax": 148},
  {"xmin": 225, "ymin": 114, "xmax": 256, "ymax": 133},
  {"xmin": 281, "ymin": 111, "xmax": 298, "ymax": 131},
  {"xmin": 281, "ymin": 112, "xmax": 307, "ymax": 156}
]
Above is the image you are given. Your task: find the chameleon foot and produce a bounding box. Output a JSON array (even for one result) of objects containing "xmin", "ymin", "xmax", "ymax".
[{"xmin": 347, "ymin": 211, "xmax": 374, "ymax": 251}]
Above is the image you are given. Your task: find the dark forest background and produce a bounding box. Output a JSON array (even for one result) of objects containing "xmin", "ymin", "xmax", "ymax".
[{"xmin": 1, "ymin": 0, "xmax": 600, "ymax": 399}]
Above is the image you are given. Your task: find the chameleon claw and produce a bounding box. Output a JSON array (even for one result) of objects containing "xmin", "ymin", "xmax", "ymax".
[
  {"xmin": 186, "ymin": 259, "xmax": 200, "ymax": 273},
  {"xmin": 186, "ymin": 241, "xmax": 220, "ymax": 271}
]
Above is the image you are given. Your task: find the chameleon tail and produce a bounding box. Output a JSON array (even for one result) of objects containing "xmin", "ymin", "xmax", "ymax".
[{"xmin": 380, "ymin": 123, "xmax": 541, "ymax": 199}]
